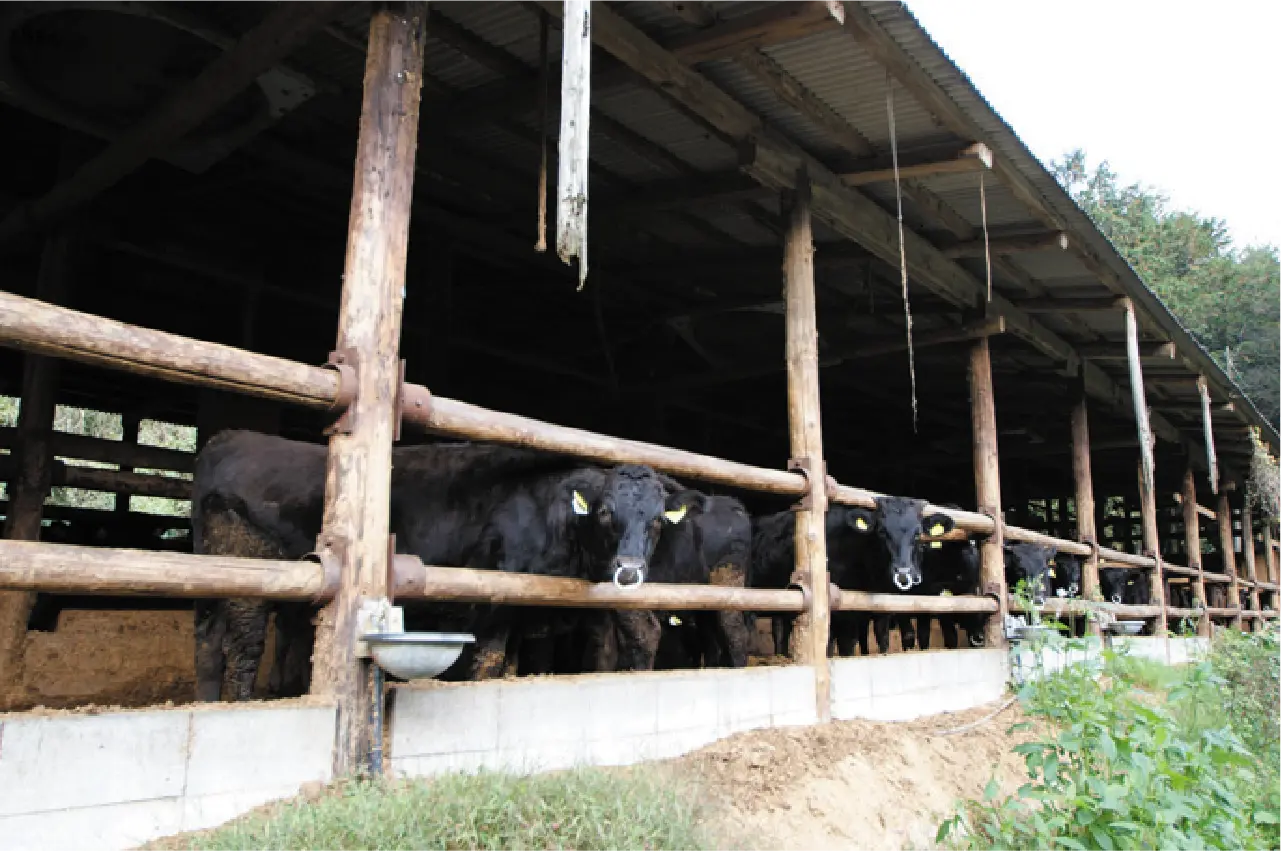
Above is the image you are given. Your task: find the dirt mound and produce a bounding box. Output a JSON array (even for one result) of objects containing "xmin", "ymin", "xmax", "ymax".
[{"xmin": 673, "ymin": 698, "xmax": 1036, "ymax": 850}]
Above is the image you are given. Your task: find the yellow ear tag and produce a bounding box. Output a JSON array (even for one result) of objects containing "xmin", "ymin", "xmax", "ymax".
[
  {"xmin": 664, "ymin": 505, "xmax": 688, "ymax": 524},
  {"xmin": 572, "ymin": 491, "xmax": 590, "ymax": 516},
  {"xmin": 668, "ymin": 615, "xmax": 682, "ymax": 627},
  {"xmin": 929, "ymin": 540, "xmax": 943, "ymax": 549},
  {"xmin": 930, "ymin": 524, "xmax": 946, "ymax": 537},
  {"xmin": 1048, "ymin": 568, "xmax": 1056, "ymax": 578},
  {"xmin": 855, "ymin": 517, "xmax": 869, "ymax": 531}
]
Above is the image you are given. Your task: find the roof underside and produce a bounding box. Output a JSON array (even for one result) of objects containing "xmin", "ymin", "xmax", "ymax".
[{"xmin": 0, "ymin": 0, "xmax": 1271, "ymax": 506}]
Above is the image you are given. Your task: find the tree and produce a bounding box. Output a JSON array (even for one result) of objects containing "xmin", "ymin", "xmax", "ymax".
[{"xmin": 1053, "ymin": 150, "xmax": 1280, "ymax": 430}]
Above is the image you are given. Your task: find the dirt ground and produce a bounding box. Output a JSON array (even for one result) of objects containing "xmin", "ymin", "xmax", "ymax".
[
  {"xmin": 0, "ymin": 608, "xmax": 278, "ymax": 712},
  {"xmin": 675, "ymin": 698, "xmax": 1035, "ymax": 851}
]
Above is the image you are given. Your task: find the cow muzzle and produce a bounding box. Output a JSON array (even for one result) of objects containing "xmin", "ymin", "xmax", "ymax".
[
  {"xmin": 1110, "ymin": 593, "xmax": 1122, "ymax": 604},
  {"xmin": 892, "ymin": 569, "xmax": 917, "ymax": 591},
  {"xmin": 612, "ymin": 557, "xmax": 646, "ymax": 589}
]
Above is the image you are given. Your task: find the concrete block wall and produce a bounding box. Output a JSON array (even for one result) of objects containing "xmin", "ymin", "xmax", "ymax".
[
  {"xmin": 390, "ymin": 665, "xmax": 817, "ymax": 778},
  {"xmin": 1011, "ymin": 635, "xmax": 1209, "ymax": 682},
  {"xmin": 830, "ymin": 649, "xmax": 1008, "ymax": 721},
  {"xmin": 0, "ymin": 703, "xmax": 335, "ymax": 851}
]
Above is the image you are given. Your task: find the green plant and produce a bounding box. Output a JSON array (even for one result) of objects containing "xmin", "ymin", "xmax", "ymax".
[
  {"xmin": 939, "ymin": 629, "xmax": 1280, "ymax": 850},
  {"xmin": 163, "ymin": 768, "xmax": 710, "ymax": 851}
]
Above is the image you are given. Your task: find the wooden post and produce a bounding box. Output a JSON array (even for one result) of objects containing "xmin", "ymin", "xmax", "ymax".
[
  {"xmin": 1265, "ymin": 521, "xmax": 1277, "ymax": 586},
  {"xmin": 782, "ymin": 176, "xmax": 830, "ymax": 722},
  {"xmin": 1070, "ymin": 392, "xmax": 1100, "ymax": 636},
  {"xmin": 1242, "ymin": 500, "xmax": 1260, "ymax": 618},
  {"xmin": 1197, "ymin": 376, "xmax": 1219, "ymax": 495},
  {"xmin": 1217, "ymin": 489, "xmax": 1241, "ymax": 630},
  {"xmin": 309, "ymin": 4, "xmax": 426, "ymax": 777},
  {"xmin": 1182, "ymin": 468, "xmax": 1210, "ymax": 637},
  {"xmin": 1124, "ymin": 298, "xmax": 1166, "ymax": 634},
  {"xmin": 969, "ymin": 336, "xmax": 1006, "ymax": 647},
  {"xmin": 0, "ymin": 231, "xmax": 74, "ymax": 699}
]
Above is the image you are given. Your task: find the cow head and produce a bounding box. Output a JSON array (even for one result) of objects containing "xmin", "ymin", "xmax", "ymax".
[
  {"xmin": 848, "ymin": 497, "xmax": 956, "ymax": 591},
  {"xmin": 1052, "ymin": 554, "xmax": 1082, "ymax": 598},
  {"xmin": 572, "ymin": 465, "xmax": 688, "ymax": 587},
  {"xmin": 1005, "ymin": 542, "xmax": 1056, "ymax": 605}
]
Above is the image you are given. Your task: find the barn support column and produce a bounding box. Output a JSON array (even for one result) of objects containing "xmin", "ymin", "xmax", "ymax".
[
  {"xmin": 1265, "ymin": 521, "xmax": 1277, "ymax": 586},
  {"xmin": 1124, "ymin": 298, "xmax": 1167, "ymax": 635},
  {"xmin": 1217, "ymin": 487, "xmax": 1241, "ymax": 630},
  {"xmin": 1070, "ymin": 390, "xmax": 1100, "ymax": 636},
  {"xmin": 1182, "ymin": 468, "xmax": 1211, "ymax": 638},
  {"xmin": 0, "ymin": 230, "xmax": 75, "ymax": 699},
  {"xmin": 1241, "ymin": 500, "xmax": 1260, "ymax": 625},
  {"xmin": 782, "ymin": 176, "xmax": 830, "ymax": 722},
  {"xmin": 309, "ymin": 4, "xmax": 426, "ymax": 777},
  {"xmin": 968, "ymin": 335, "xmax": 1006, "ymax": 648}
]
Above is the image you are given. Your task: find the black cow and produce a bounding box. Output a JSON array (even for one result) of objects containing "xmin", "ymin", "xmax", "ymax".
[
  {"xmin": 651, "ymin": 491, "xmax": 753, "ymax": 669},
  {"xmin": 1005, "ymin": 542, "xmax": 1057, "ymax": 605},
  {"xmin": 1049, "ymin": 553, "xmax": 1085, "ymax": 637},
  {"xmin": 1206, "ymin": 582, "xmax": 1228, "ymax": 610},
  {"xmin": 1099, "ymin": 567, "xmax": 1150, "ymax": 605},
  {"xmin": 918, "ymin": 537, "xmax": 984, "ymax": 649},
  {"xmin": 192, "ymin": 431, "xmax": 690, "ymax": 701}
]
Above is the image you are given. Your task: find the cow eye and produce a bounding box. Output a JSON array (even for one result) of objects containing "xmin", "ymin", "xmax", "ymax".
[{"xmin": 597, "ymin": 507, "xmax": 613, "ymax": 526}]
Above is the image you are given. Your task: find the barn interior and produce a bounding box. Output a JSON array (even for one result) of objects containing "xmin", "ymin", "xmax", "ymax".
[{"xmin": 0, "ymin": 1, "xmax": 1276, "ymax": 710}]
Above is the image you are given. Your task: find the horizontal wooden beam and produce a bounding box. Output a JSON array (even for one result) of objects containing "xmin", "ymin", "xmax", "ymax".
[
  {"xmin": 1017, "ymin": 296, "xmax": 1129, "ymax": 314},
  {"xmin": 942, "ymin": 231, "xmax": 1069, "ymax": 259},
  {"xmin": 0, "ymin": 456, "xmax": 192, "ymax": 501},
  {"xmin": 840, "ymin": 142, "xmax": 991, "ymax": 186},
  {"xmin": 666, "ymin": 1, "xmax": 845, "ymax": 64},
  {"xmin": 1080, "ymin": 341, "xmax": 1176, "ymax": 361},
  {"xmin": 598, "ymin": 171, "xmax": 766, "ymax": 217},
  {"xmin": 0, "ymin": 426, "xmax": 195, "ymax": 474},
  {"xmin": 843, "ymin": 317, "xmax": 1004, "ymax": 361}
]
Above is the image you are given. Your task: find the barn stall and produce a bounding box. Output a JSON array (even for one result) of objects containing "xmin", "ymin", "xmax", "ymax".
[{"xmin": 0, "ymin": 1, "xmax": 1277, "ymax": 845}]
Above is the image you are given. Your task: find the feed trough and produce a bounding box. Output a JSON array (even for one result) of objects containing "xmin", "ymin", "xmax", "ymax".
[
  {"xmin": 1007, "ymin": 622, "xmax": 1056, "ymax": 642},
  {"xmin": 1105, "ymin": 620, "xmax": 1145, "ymax": 636},
  {"xmin": 363, "ymin": 632, "xmax": 474, "ymax": 680}
]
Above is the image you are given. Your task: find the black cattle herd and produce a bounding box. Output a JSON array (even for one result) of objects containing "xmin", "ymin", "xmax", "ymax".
[{"xmin": 189, "ymin": 431, "xmax": 1155, "ymax": 702}]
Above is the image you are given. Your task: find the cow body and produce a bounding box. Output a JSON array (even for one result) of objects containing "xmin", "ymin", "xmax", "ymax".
[
  {"xmin": 1049, "ymin": 553, "xmax": 1085, "ymax": 637},
  {"xmin": 1099, "ymin": 567, "xmax": 1150, "ymax": 606},
  {"xmin": 918, "ymin": 538, "xmax": 984, "ymax": 648},
  {"xmin": 192, "ymin": 431, "xmax": 687, "ymax": 700}
]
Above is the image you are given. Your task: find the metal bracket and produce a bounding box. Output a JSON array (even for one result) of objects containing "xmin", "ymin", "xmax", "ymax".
[
  {"xmin": 322, "ymin": 348, "xmax": 359, "ymax": 436},
  {"xmin": 982, "ymin": 580, "xmax": 1004, "ymax": 600},
  {"xmin": 303, "ymin": 533, "xmax": 347, "ymax": 603},
  {"xmin": 787, "ymin": 456, "xmax": 829, "ymax": 512},
  {"xmin": 978, "ymin": 504, "xmax": 1004, "ymax": 541},
  {"xmin": 787, "ymin": 572, "xmax": 813, "ymax": 612}
]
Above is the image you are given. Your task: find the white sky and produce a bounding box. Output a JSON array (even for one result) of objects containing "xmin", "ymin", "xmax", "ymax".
[{"xmin": 906, "ymin": 0, "xmax": 1281, "ymax": 250}]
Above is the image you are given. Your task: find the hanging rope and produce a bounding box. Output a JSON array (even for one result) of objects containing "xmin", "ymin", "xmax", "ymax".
[
  {"xmin": 886, "ymin": 71, "xmax": 918, "ymax": 432},
  {"xmin": 534, "ymin": 10, "xmax": 550, "ymax": 253},
  {"xmin": 980, "ymin": 169, "xmax": 993, "ymax": 302}
]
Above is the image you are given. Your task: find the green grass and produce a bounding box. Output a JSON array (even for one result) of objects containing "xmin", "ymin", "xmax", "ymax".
[{"xmin": 168, "ymin": 768, "xmax": 711, "ymax": 851}]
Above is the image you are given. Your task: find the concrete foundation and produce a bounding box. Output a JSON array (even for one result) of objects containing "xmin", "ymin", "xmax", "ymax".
[{"xmin": 0, "ymin": 702, "xmax": 335, "ymax": 851}]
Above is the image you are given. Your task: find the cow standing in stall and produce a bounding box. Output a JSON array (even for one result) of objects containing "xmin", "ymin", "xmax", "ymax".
[{"xmin": 191, "ymin": 430, "xmax": 693, "ymax": 701}]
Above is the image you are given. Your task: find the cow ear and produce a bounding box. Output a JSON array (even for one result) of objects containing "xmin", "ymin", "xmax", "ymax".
[
  {"xmin": 847, "ymin": 509, "xmax": 874, "ymax": 533},
  {"xmin": 924, "ymin": 513, "xmax": 954, "ymax": 537},
  {"xmin": 571, "ymin": 490, "xmax": 591, "ymax": 516},
  {"xmin": 664, "ymin": 504, "xmax": 688, "ymax": 524}
]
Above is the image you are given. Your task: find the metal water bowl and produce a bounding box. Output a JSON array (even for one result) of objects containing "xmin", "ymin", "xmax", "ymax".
[
  {"xmin": 1105, "ymin": 620, "xmax": 1145, "ymax": 636},
  {"xmin": 1009, "ymin": 623, "xmax": 1055, "ymax": 642},
  {"xmin": 363, "ymin": 632, "xmax": 474, "ymax": 680}
]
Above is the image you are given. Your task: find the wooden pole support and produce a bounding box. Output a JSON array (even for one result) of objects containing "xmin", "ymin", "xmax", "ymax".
[
  {"xmin": 310, "ymin": 3, "xmax": 426, "ymax": 779},
  {"xmin": 1137, "ymin": 457, "xmax": 1168, "ymax": 635},
  {"xmin": 0, "ymin": 230, "xmax": 74, "ymax": 700},
  {"xmin": 781, "ymin": 177, "xmax": 831, "ymax": 722},
  {"xmin": 1124, "ymin": 298, "xmax": 1166, "ymax": 634},
  {"xmin": 1070, "ymin": 392, "xmax": 1101, "ymax": 636},
  {"xmin": 1242, "ymin": 500, "xmax": 1260, "ymax": 620},
  {"xmin": 1182, "ymin": 468, "xmax": 1210, "ymax": 638},
  {"xmin": 1198, "ymin": 376, "xmax": 1219, "ymax": 495},
  {"xmin": 969, "ymin": 336, "xmax": 1007, "ymax": 647},
  {"xmin": 1218, "ymin": 490, "xmax": 1242, "ymax": 630}
]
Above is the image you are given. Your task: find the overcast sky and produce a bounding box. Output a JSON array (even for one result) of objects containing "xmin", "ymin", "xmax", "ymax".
[{"xmin": 907, "ymin": 0, "xmax": 1280, "ymax": 251}]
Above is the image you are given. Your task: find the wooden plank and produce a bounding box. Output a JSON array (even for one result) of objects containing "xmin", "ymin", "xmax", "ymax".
[
  {"xmin": 969, "ymin": 336, "xmax": 1007, "ymax": 647},
  {"xmin": 841, "ymin": 142, "xmax": 991, "ymax": 186},
  {"xmin": 0, "ymin": 428, "xmax": 195, "ymax": 475},
  {"xmin": 667, "ymin": 2, "xmax": 844, "ymax": 64},
  {"xmin": 309, "ymin": 4, "xmax": 426, "ymax": 779},
  {"xmin": 781, "ymin": 180, "xmax": 831, "ymax": 722},
  {"xmin": 1018, "ymin": 296, "xmax": 1129, "ymax": 314},
  {"xmin": 555, "ymin": 0, "xmax": 593, "ymax": 286},
  {"xmin": 1071, "ymin": 390, "xmax": 1101, "ymax": 636},
  {"xmin": 1217, "ymin": 491, "xmax": 1242, "ymax": 629},
  {"xmin": 842, "ymin": 317, "xmax": 1004, "ymax": 360},
  {"xmin": 0, "ymin": 230, "xmax": 75, "ymax": 698},
  {"xmin": 1198, "ymin": 375, "xmax": 1220, "ymax": 494},
  {"xmin": 942, "ymin": 231, "xmax": 1068, "ymax": 259},
  {"xmin": 0, "ymin": 3, "xmax": 342, "ymax": 245},
  {"xmin": 1080, "ymin": 341, "xmax": 1176, "ymax": 360},
  {"xmin": 1180, "ymin": 467, "xmax": 1212, "ymax": 633}
]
